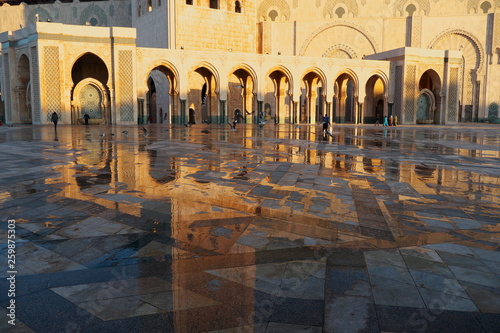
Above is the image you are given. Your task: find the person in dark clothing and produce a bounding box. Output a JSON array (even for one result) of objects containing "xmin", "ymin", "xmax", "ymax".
[
  {"xmin": 83, "ymin": 113, "xmax": 90, "ymax": 126},
  {"xmin": 51, "ymin": 112, "xmax": 59, "ymax": 131},
  {"xmin": 322, "ymin": 113, "xmax": 330, "ymax": 133}
]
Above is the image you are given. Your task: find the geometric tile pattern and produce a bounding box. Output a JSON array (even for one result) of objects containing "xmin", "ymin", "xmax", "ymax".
[
  {"xmin": 3, "ymin": 55, "xmax": 12, "ymax": 122},
  {"xmin": 44, "ymin": 46, "xmax": 61, "ymax": 122},
  {"xmin": 30, "ymin": 46, "xmax": 41, "ymax": 123},
  {"xmin": 448, "ymin": 67, "xmax": 459, "ymax": 122},
  {"xmin": 0, "ymin": 124, "xmax": 499, "ymax": 332},
  {"xmin": 118, "ymin": 50, "xmax": 134, "ymax": 122},
  {"xmin": 404, "ymin": 64, "xmax": 416, "ymax": 123},
  {"xmin": 395, "ymin": 65, "xmax": 403, "ymax": 120}
]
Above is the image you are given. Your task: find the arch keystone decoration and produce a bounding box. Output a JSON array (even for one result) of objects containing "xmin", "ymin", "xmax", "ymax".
[
  {"xmin": 322, "ymin": 44, "xmax": 358, "ymax": 59},
  {"xmin": 428, "ymin": 29, "xmax": 484, "ymax": 72},
  {"xmin": 299, "ymin": 22, "xmax": 379, "ymax": 56}
]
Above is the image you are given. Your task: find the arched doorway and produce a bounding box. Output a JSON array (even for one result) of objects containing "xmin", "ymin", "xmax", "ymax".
[
  {"xmin": 301, "ymin": 70, "xmax": 325, "ymax": 124},
  {"xmin": 17, "ymin": 54, "xmax": 32, "ymax": 124},
  {"xmin": 418, "ymin": 70, "xmax": 441, "ymax": 124},
  {"xmin": 334, "ymin": 73, "xmax": 357, "ymax": 123},
  {"xmin": 266, "ymin": 68, "xmax": 292, "ymax": 124},
  {"xmin": 364, "ymin": 75, "xmax": 386, "ymax": 124},
  {"xmin": 146, "ymin": 65, "xmax": 177, "ymax": 124},
  {"xmin": 416, "ymin": 89, "xmax": 436, "ymax": 124},
  {"xmin": 71, "ymin": 53, "xmax": 110, "ymax": 124},
  {"xmin": 430, "ymin": 31, "xmax": 482, "ymax": 122},
  {"xmin": 228, "ymin": 67, "xmax": 256, "ymax": 124},
  {"xmin": 147, "ymin": 78, "xmax": 157, "ymax": 124},
  {"xmin": 73, "ymin": 79, "xmax": 109, "ymax": 125},
  {"xmin": 188, "ymin": 65, "xmax": 219, "ymax": 124}
]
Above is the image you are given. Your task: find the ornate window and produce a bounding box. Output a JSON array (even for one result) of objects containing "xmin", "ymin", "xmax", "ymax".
[
  {"xmin": 186, "ymin": 0, "xmax": 193, "ymax": 4},
  {"xmin": 148, "ymin": 0, "xmax": 153, "ymax": 12},
  {"xmin": 210, "ymin": 0, "xmax": 219, "ymax": 9},
  {"xmin": 235, "ymin": 1, "xmax": 241, "ymax": 13},
  {"xmin": 138, "ymin": 5, "xmax": 141, "ymax": 17},
  {"xmin": 406, "ymin": 4, "xmax": 417, "ymax": 16},
  {"xmin": 480, "ymin": 1, "xmax": 492, "ymax": 13},
  {"xmin": 335, "ymin": 7, "xmax": 345, "ymax": 18},
  {"xmin": 269, "ymin": 9, "xmax": 278, "ymax": 21}
]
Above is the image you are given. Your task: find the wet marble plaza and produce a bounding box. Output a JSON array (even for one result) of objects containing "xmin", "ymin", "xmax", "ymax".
[{"xmin": 0, "ymin": 123, "xmax": 499, "ymax": 333}]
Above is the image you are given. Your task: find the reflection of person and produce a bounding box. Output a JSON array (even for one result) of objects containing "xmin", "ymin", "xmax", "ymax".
[
  {"xmin": 83, "ymin": 113, "xmax": 90, "ymax": 126},
  {"xmin": 322, "ymin": 113, "xmax": 330, "ymax": 133},
  {"xmin": 51, "ymin": 112, "xmax": 59, "ymax": 131}
]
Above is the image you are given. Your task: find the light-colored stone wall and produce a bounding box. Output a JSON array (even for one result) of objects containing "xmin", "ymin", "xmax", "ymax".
[
  {"xmin": 0, "ymin": 0, "xmax": 498, "ymax": 124},
  {"xmin": 2, "ymin": 22, "xmax": 137, "ymax": 125},
  {"xmin": 174, "ymin": 0, "xmax": 257, "ymax": 52},
  {"xmin": 134, "ymin": 0, "xmax": 169, "ymax": 48},
  {"xmin": 256, "ymin": 0, "xmax": 498, "ymax": 21},
  {"xmin": 0, "ymin": 0, "xmax": 131, "ymax": 33}
]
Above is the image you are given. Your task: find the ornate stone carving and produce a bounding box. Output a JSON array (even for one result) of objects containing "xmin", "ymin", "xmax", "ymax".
[
  {"xmin": 80, "ymin": 4, "xmax": 108, "ymax": 26},
  {"xmin": 394, "ymin": 0, "xmax": 430, "ymax": 16},
  {"xmin": 118, "ymin": 50, "xmax": 134, "ymax": 122},
  {"xmin": 299, "ymin": 21, "xmax": 379, "ymax": 56},
  {"xmin": 429, "ymin": 28, "xmax": 484, "ymax": 72},
  {"xmin": 448, "ymin": 67, "xmax": 459, "ymax": 122},
  {"xmin": 323, "ymin": 0, "xmax": 359, "ymax": 18},
  {"xmin": 44, "ymin": 46, "xmax": 61, "ymax": 121},
  {"xmin": 404, "ymin": 65, "xmax": 416, "ymax": 122},
  {"xmin": 257, "ymin": 0, "xmax": 291, "ymax": 21},
  {"xmin": 30, "ymin": 46, "xmax": 41, "ymax": 122},
  {"xmin": 322, "ymin": 44, "xmax": 358, "ymax": 59}
]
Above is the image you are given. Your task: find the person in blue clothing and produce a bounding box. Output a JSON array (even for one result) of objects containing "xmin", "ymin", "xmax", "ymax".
[
  {"xmin": 383, "ymin": 115, "xmax": 389, "ymax": 126},
  {"xmin": 322, "ymin": 113, "xmax": 330, "ymax": 133}
]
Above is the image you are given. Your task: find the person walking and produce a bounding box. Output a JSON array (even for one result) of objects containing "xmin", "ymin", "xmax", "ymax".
[
  {"xmin": 83, "ymin": 113, "xmax": 90, "ymax": 126},
  {"xmin": 322, "ymin": 113, "xmax": 330, "ymax": 133},
  {"xmin": 383, "ymin": 115, "xmax": 389, "ymax": 127},
  {"xmin": 51, "ymin": 112, "xmax": 59, "ymax": 131}
]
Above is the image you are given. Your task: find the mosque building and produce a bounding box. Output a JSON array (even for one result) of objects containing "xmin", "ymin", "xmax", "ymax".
[{"xmin": 0, "ymin": 0, "xmax": 498, "ymax": 126}]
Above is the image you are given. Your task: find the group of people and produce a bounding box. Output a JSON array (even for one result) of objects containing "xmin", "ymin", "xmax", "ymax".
[{"xmin": 375, "ymin": 114, "xmax": 398, "ymax": 126}]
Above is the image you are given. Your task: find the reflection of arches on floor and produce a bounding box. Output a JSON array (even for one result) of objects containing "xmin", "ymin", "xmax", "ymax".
[
  {"xmin": 364, "ymin": 74, "xmax": 386, "ymax": 124},
  {"xmin": 72, "ymin": 78, "xmax": 110, "ymax": 125},
  {"xmin": 418, "ymin": 69, "xmax": 441, "ymax": 124},
  {"xmin": 17, "ymin": 54, "xmax": 32, "ymax": 124}
]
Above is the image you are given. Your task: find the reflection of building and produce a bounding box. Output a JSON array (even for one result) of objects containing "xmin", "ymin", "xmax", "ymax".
[{"xmin": 0, "ymin": 0, "xmax": 499, "ymax": 126}]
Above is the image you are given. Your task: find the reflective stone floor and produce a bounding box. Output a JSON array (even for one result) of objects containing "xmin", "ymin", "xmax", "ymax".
[{"xmin": 0, "ymin": 123, "xmax": 499, "ymax": 333}]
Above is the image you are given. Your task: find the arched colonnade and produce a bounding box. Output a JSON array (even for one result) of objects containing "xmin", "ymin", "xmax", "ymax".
[{"xmin": 134, "ymin": 50, "xmax": 394, "ymax": 126}]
